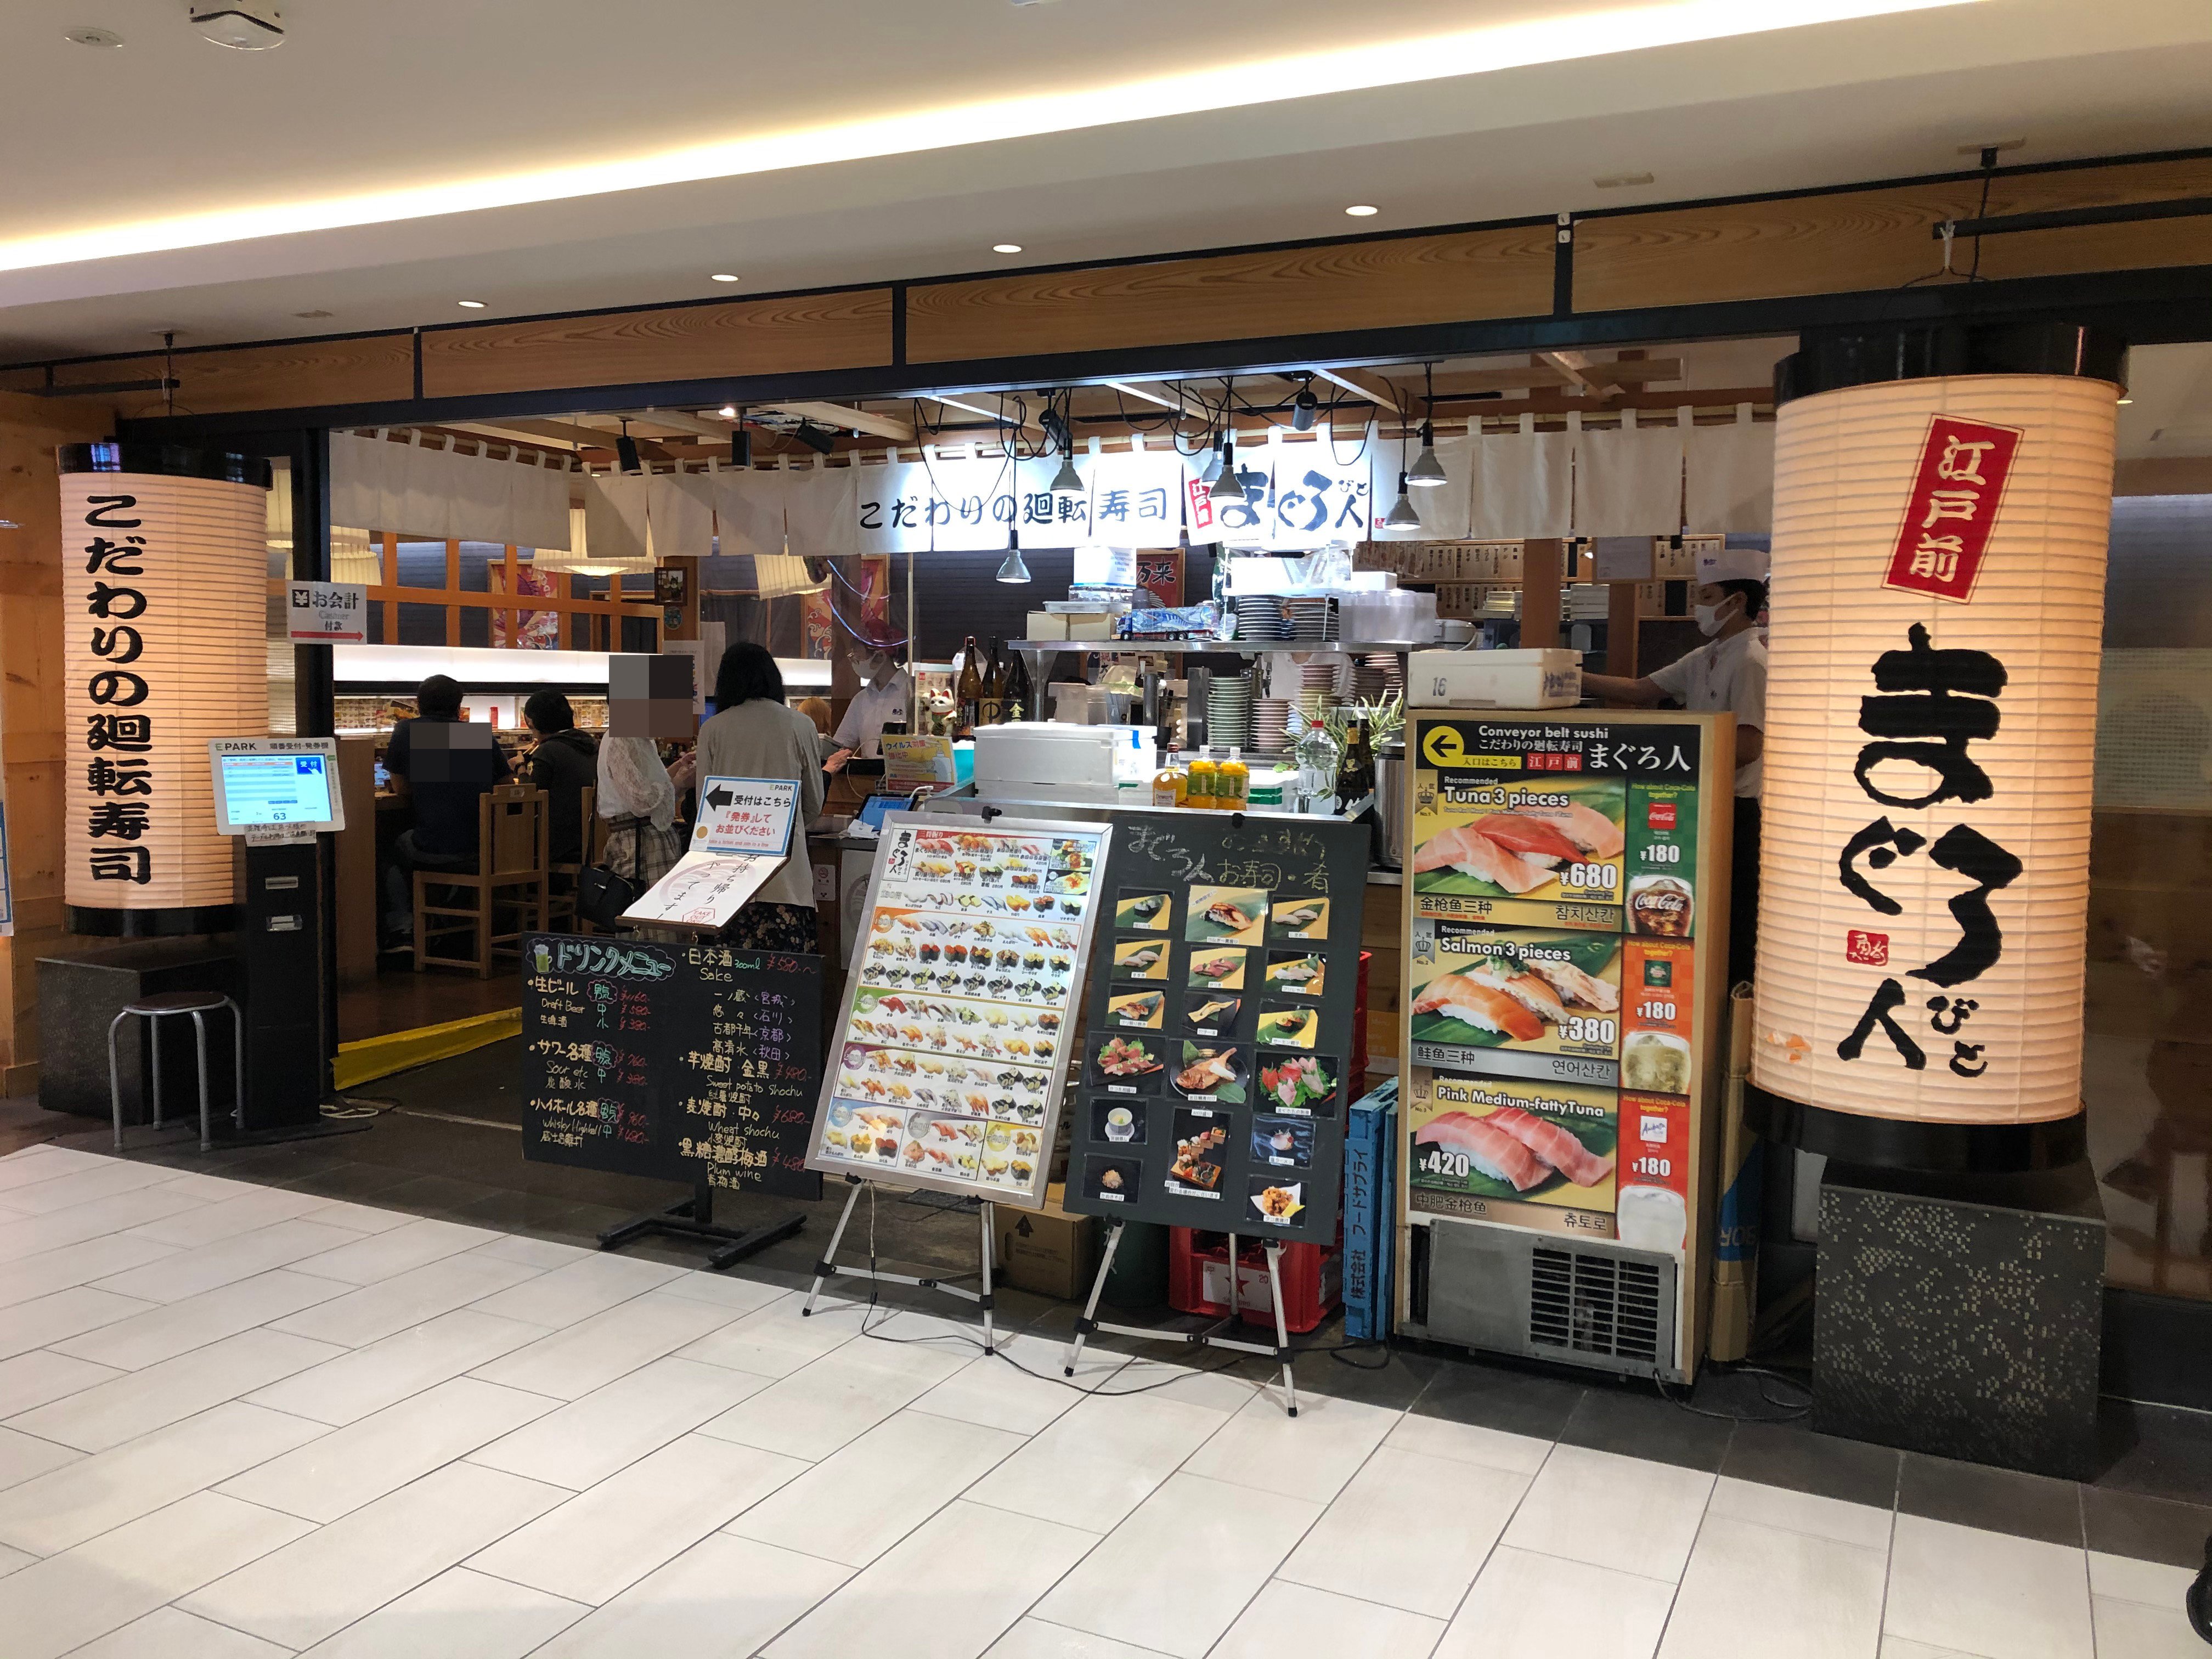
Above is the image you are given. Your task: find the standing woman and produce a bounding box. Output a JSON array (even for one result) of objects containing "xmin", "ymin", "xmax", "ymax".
[
  {"xmin": 595, "ymin": 733, "xmax": 685, "ymax": 896},
  {"xmin": 694, "ymin": 641, "xmax": 826, "ymax": 953}
]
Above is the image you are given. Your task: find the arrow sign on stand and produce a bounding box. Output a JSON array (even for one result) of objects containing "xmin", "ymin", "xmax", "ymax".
[{"xmin": 693, "ymin": 776, "xmax": 800, "ymax": 857}]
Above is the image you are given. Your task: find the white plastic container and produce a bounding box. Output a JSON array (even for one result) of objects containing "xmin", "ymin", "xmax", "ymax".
[{"xmin": 1407, "ymin": 648, "xmax": 1581, "ymax": 709}]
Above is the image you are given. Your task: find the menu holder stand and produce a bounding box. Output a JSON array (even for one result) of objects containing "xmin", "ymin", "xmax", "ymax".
[
  {"xmin": 597, "ymin": 1180, "xmax": 805, "ymax": 1272},
  {"xmin": 1064, "ymin": 1223, "xmax": 1299, "ymax": 1418},
  {"xmin": 802, "ymin": 1173, "xmax": 1001, "ymax": 1353}
]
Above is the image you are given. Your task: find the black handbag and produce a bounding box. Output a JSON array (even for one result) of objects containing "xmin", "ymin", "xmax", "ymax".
[{"xmin": 575, "ymin": 865, "xmax": 637, "ymax": 929}]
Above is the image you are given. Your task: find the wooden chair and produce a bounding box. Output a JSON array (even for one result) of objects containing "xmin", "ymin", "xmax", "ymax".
[
  {"xmin": 413, "ymin": 785, "xmax": 550, "ymax": 978},
  {"xmin": 545, "ymin": 784, "xmax": 600, "ymax": 932}
]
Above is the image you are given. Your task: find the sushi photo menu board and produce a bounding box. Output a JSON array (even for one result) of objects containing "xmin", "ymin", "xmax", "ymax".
[
  {"xmin": 1062, "ymin": 810, "xmax": 1372, "ymax": 1245},
  {"xmin": 1401, "ymin": 712, "xmax": 1733, "ymax": 1255},
  {"xmin": 522, "ymin": 934, "xmax": 825, "ymax": 1200},
  {"xmin": 805, "ymin": 813, "xmax": 1109, "ymax": 1208}
]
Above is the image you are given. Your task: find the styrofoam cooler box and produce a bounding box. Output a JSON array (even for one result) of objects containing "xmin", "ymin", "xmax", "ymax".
[{"xmin": 972, "ymin": 722, "xmax": 1151, "ymax": 789}]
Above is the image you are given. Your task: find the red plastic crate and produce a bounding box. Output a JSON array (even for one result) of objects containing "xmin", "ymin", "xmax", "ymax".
[{"xmin": 1167, "ymin": 1227, "xmax": 1342, "ymax": 1334}]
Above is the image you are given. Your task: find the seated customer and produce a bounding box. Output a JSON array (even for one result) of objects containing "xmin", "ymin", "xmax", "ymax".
[
  {"xmin": 380, "ymin": 674, "xmax": 510, "ymax": 949},
  {"xmin": 521, "ymin": 690, "xmax": 598, "ymax": 867}
]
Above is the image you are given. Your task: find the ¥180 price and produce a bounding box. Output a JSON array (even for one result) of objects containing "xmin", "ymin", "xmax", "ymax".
[
  {"xmin": 1642, "ymin": 843, "xmax": 1682, "ymax": 865},
  {"xmin": 1637, "ymin": 1000, "xmax": 1677, "ymax": 1022}
]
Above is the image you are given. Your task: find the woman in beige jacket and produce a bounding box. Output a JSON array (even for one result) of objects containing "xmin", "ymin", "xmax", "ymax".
[{"xmin": 692, "ymin": 641, "xmax": 827, "ymax": 953}]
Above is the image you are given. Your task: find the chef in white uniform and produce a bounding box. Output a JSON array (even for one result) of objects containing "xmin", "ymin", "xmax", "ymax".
[
  {"xmin": 1581, "ymin": 544, "xmax": 1769, "ymax": 986},
  {"xmin": 827, "ymin": 646, "xmax": 912, "ymax": 766}
]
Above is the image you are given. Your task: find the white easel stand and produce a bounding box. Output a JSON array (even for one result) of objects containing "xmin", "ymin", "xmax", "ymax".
[
  {"xmin": 801, "ymin": 1173, "xmax": 999, "ymax": 1354},
  {"xmin": 1063, "ymin": 1221, "xmax": 1299, "ymax": 1418}
]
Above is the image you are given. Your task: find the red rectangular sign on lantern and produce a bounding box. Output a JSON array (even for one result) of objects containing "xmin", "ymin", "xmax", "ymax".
[{"xmin": 1882, "ymin": 415, "xmax": 2022, "ymax": 602}]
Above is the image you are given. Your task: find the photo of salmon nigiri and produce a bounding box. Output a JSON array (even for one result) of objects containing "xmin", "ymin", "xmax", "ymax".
[{"xmin": 1409, "ymin": 972, "xmax": 1544, "ymax": 1042}]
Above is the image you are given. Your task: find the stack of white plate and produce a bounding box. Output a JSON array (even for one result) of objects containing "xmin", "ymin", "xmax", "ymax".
[
  {"xmin": 1233, "ymin": 598, "xmax": 1290, "ymax": 641},
  {"xmin": 1249, "ymin": 696, "xmax": 1293, "ymax": 757},
  {"xmin": 1207, "ymin": 674, "xmax": 1253, "ymax": 748},
  {"xmin": 1365, "ymin": 652, "xmax": 1407, "ymax": 697},
  {"xmin": 1287, "ymin": 596, "xmax": 1338, "ymax": 641},
  {"xmin": 1296, "ymin": 658, "xmax": 1341, "ymax": 723}
]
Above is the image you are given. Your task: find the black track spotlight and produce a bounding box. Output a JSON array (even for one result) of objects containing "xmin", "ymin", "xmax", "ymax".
[
  {"xmin": 1291, "ymin": 375, "xmax": 1318, "ymax": 432},
  {"xmin": 794, "ymin": 420, "xmax": 836, "ymax": 455},
  {"xmin": 613, "ymin": 421, "xmax": 642, "ymax": 476},
  {"xmin": 731, "ymin": 425, "xmax": 752, "ymax": 468}
]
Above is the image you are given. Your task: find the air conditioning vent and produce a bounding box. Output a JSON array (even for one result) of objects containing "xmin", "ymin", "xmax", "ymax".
[{"xmin": 1529, "ymin": 1246, "xmax": 1664, "ymax": 1364}]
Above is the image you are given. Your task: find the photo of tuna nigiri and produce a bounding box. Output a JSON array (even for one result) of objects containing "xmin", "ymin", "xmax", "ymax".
[
  {"xmin": 1480, "ymin": 1104, "xmax": 1617, "ymax": 1188},
  {"xmin": 1409, "ymin": 972, "xmax": 1545, "ymax": 1042},
  {"xmin": 1412, "ymin": 822, "xmax": 1554, "ymax": 894},
  {"xmin": 1515, "ymin": 798, "xmax": 1627, "ymax": 860},
  {"xmin": 1465, "ymin": 812, "xmax": 1583, "ymax": 863},
  {"xmin": 1414, "ymin": 1111, "xmax": 1550, "ymax": 1192}
]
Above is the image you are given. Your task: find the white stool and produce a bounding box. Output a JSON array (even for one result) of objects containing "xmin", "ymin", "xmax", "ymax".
[{"xmin": 107, "ymin": 991, "xmax": 245, "ymax": 1152}]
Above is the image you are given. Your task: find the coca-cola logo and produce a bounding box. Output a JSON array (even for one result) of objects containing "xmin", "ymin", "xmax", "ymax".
[{"xmin": 1635, "ymin": 889, "xmax": 1687, "ymax": 913}]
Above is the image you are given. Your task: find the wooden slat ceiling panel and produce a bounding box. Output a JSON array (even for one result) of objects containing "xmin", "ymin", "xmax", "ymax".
[
  {"xmin": 906, "ymin": 226, "xmax": 1556, "ymax": 365},
  {"xmin": 421, "ymin": 290, "xmax": 898, "ymax": 399},
  {"xmin": 1573, "ymin": 156, "xmax": 2212, "ymax": 313}
]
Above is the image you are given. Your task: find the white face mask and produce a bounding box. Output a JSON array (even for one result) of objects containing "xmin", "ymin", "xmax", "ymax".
[{"xmin": 1694, "ymin": 600, "xmax": 1732, "ymax": 638}]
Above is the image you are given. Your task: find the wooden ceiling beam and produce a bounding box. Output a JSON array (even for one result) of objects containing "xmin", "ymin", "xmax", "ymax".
[{"xmin": 754, "ymin": 400, "xmax": 915, "ymax": 443}]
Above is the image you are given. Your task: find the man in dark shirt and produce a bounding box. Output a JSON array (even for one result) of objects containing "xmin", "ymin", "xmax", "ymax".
[
  {"xmin": 380, "ymin": 675, "xmax": 509, "ymax": 947},
  {"xmin": 521, "ymin": 690, "xmax": 597, "ymax": 867}
]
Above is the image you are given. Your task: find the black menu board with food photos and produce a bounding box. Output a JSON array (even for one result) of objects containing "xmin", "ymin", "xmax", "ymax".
[
  {"xmin": 522, "ymin": 933, "xmax": 823, "ymax": 1200},
  {"xmin": 1062, "ymin": 810, "xmax": 1370, "ymax": 1244}
]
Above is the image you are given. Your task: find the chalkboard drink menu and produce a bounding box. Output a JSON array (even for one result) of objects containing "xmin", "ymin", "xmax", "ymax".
[
  {"xmin": 1060, "ymin": 810, "xmax": 1370, "ymax": 1245},
  {"xmin": 522, "ymin": 933, "xmax": 823, "ymax": 1201}
]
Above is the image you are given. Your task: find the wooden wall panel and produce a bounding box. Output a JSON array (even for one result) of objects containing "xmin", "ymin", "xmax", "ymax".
[
  {"xmin": 421, "ymin": 290, "xmax": 896, "ymax": 399},
  {"xmin": 907, "ymin": 227, "xmax": 1556, "ymax": 364},
  {"xmin": 40, "ymin": 335, "xmax": 412, "ymax": 415},
  {"xmin": 1573, "ymin": 157, "xmax": 2212, "ymax": 314}
]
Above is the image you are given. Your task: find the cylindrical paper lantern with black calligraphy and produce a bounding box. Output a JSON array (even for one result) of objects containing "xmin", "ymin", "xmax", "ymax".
[
  {"xmin": 1752, "ymin": 368, "xmax": 2118, "ymax": 1138},
  {"xmin": 60, "ymin": 444, "xmax": 272, "ymax": 935}
]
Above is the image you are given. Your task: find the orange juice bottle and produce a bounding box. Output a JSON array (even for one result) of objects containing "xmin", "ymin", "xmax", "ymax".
[{"xmin": 1150, "ymin": 743, "xmax": 1188, "ymax": 808}]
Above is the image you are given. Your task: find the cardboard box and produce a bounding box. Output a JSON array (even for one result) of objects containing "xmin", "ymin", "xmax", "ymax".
[
  {"xmin": 996, "ymin": 1182, "xmax": 1098, "ymax": 1301},
  {"xmin": 1026, "ymin": 612, "xmax": 1069, "ymax": 640}
]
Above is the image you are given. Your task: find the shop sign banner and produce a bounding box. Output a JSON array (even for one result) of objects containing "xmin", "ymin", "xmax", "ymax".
[
  {"xmin": 854, "ymin": 449, "xmax": 1187, "ymax": 556},
  {"xmin": 1882, "ymin": 416, "xmax": 2022, "ymax": 602},
  {"xmin": 693, "ymin": 775, "xmax": 798, "ymax": 857},
  {"xmin": 285, "ymin": 581, "xmax": 369, "ymax": 644},
  {"xmin": 1754, "ymin": 375, "xmax": 2114, "ymax": 1126}
]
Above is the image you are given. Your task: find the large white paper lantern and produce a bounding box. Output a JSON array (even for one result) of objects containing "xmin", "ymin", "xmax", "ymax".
[
  {"xmin": 1752, "ymin": 368, "xmax": 2117, "ymax": 1137},
  {"xmin": 60, "ymin": 445, "xmax": 271, "ymax": 933}
]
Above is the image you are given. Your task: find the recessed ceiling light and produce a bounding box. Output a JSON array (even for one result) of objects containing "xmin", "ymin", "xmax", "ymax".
[
  {"xmin": 710, "ymin": 273, "xmax": 741, "ymax": 283},
  {"xmin": 993, "ymin": 244, "xmax": 1024, "ymax": 255},
  {"xmin": 1345, "ymin": 205, "xmax": 1379, "ymax": 217},
  {"xmin": 1593, "ymin": 172, "xmax": 1655, "ymax": 189},
  {"xmin": 2117, "ymin": 396, "xmax": 2134, "ymax": 405},
  {"xmin": 294, "ymin": 309, "xmax": 333, "ymax": 319},
  {"xmin": 457, "ymin": 299, "xmax": 487, "ymax": 309},
  {"xmin": 65, "ymin": 26, "xmax": 123, "ymax": 47},
  {"xmin": 718, "ymin": 404, "xmax": 738, "ymax": 417}
]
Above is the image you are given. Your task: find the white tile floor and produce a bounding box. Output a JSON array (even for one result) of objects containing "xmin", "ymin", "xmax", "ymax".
[{"xmin": 0, "ymin": 1143, "xmax": 2197, "ymax": 1659}]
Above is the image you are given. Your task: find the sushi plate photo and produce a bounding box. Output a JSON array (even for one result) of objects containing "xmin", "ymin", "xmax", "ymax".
[
  {"xmin": 1263, "ymin": 952, "xmax": 1325, "ymax": 997},
  {"xmin": 1113, "ymin": 940, "xmax": 1170, "ymax": 981},
  {"xmin": 1185, "ymin": 993, "xmax": 1243, "ymax": 1035},
  {"xmin": 1087, "ymin": 1032, "xmax": 1165, "ymax": 1090},
  {"xmin": 1408, "ymin": 929, "xmax": 1621, "ymax": 1058},
  {"xmin": 1186, "ymin": 947, "xmax": 1247, "ymax": 990},
  {"xmin": 1410, "ymin": 782, "xmax": 1627, "ymax": 905},
  {"xmin": 1254, "ymin": 1005, "xmax": 1318, "ymax": 1049},
  {"xmin": 1408, "ymin": 1086, "xmax": 1620, "ymax": 1206},
  {"xmin": 1173, "ymin": 1042, "xmax": 1247, "ymax": 1103},
  {"xmin": 1107, "ymin": 989, "xmax": 1166, "ymax": 1029},
  {"xmin": 1116, "ymin": 891, "xmax": 1172, "ymax": 932},
  {"xmin": 1269, "ymin": 896, "xmax": 1330, "ymax": 941},
  {"xmin": 1186, "ymin": 886, "xmax": 1268, "ymax": 946}
]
